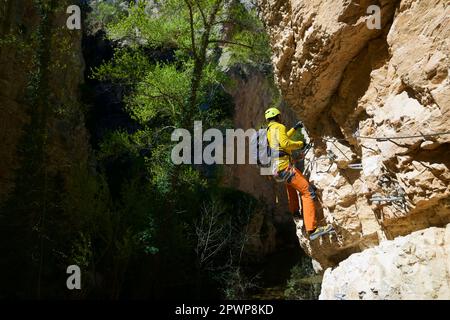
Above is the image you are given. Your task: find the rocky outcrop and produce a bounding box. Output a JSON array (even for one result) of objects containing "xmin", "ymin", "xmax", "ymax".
[
  {"xmin": 259, "ymin": 0, "xmax": 450, "ymax": 268},
  {"xmin": 0, "ymin": 0, "xmax": 88, "ymax": 204},
  {"xmin": 320, "ymin": 224, "xmax": 450, "ymax": 300},
  {"xmin": 258, "ymin": 0, "xmax": 398, "ymax": 127}
]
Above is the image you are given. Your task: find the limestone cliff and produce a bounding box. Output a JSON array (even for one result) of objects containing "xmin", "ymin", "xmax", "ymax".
[
  {"xmin": 0, "ymin": 0, "xmax": 88, "ymax": 205},
  {"xmin": 320, "ymin": 224, "xmax": 450, "ymax": 300},
  {"xmin": 258, "ymin": 0, "xmax": 450, "ymax": 277}
]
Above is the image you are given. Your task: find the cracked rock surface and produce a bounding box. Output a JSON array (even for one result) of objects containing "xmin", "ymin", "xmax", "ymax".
[
  {"xmin": 319, "ymin": 224, "xmax": 450, "ymax": 300},
  {"xmin": 259, "ymin": 0, "xmax": 450, "ymax": 270}
]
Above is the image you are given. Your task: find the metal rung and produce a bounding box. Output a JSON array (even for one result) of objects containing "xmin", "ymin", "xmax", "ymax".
[
  {"xmin": 348, "ymin": 163, "xmax": 363, "ymax": 170},
  {"xmin": 371, "ymin": 196, "xmax": 404, "ymax": 202}
]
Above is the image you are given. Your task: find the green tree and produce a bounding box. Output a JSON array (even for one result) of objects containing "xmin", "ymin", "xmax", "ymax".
[{"xmin": 82, "ymin": 0, "xmax": 274, "ymax": 298}]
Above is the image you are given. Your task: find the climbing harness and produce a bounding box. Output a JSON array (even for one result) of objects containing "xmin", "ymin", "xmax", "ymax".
[{"xmin": 272, "ymin": 164, "xmax": 296, "ymax": 183}]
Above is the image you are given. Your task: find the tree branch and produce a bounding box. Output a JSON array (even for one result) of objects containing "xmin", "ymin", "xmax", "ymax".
[
  {"xmin": 194, "ymin": 0, "xmax": 207, "ymax": 27},
  {"xmin": 184, "ymin": 0, "xmax": 197, "ymax": 59}
]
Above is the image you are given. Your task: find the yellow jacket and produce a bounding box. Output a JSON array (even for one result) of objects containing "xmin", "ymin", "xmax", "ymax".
[{"xmin": 267, "ymin": 121, "xmax": 304, "ymax": 172}]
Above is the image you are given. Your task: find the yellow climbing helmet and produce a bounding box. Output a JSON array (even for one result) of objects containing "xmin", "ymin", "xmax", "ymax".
[{"xmin": 264, "ymin": 107, "xmax": 281, "ymax": 120}]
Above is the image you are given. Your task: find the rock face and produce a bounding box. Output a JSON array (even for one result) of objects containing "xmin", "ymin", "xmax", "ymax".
[
  {"xmin": 259, "ymin": 0, "xmax": 450, "ymax": 268},
  {"xmin": 320, "ymin": 224, "xmax": 450, "ymax": 300},
  {"xmin": 222, "ymin": 66, "xmax": 298, "ymax": 258},
  {"xmin": 0, "ymin": 0, "xmax": 88, "ymax": 205},
  {"xmin": 223, "ymin": 66, "xmax": 294, "ymax": 217}
]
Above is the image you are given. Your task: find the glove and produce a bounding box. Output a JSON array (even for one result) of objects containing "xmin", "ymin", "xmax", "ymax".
[{"xmin": 293, "ymin": 121, "xmax": 304, "ymax": 130}]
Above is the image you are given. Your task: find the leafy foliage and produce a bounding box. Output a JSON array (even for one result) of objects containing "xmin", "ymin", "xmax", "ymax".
[
  {"xmin": 85, "ymin": 0, "xmax": 129, "ymax": 34},
  {"xmin": 1, "ymin": 0, "xmax": 277, "ymax": 299},
  {"xmin": 284, "ymin": 256, "xmax": 322, "ymax": 300},
  {"xmin": 92, "ymin": 48, "xmax": 151, "ymax": 85},
  {"xmin": 84, "ymin": 0, "xmax": 276, "ymax": 299},
  {"xmin": 221, "ymin": 1, "xmax": 272, "ymax": 68}
]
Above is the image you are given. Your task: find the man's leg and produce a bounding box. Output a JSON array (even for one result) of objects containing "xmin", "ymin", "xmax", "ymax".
[
  {"xmin": 286, "ymin": 183, "xmax": 300, "ymax": 216},
  {"xmin": 287, "ymin": 168, "xmax": 317, "ymax": 232}
]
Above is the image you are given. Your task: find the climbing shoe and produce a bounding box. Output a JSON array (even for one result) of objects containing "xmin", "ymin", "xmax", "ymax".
[{"xmin": 309, "ymin": 225, "xmax": 335, "ymax": 241}]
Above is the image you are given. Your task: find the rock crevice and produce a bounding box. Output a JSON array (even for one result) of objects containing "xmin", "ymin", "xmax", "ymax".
[{"xmin": 259, "ymin": 0, "xmax": 450, "ymax": 273}]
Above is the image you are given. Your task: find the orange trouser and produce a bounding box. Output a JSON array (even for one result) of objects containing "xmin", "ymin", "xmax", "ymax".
[{"xmin": 286, "ymin": 168, "xmax": 317, "ymax": 232}]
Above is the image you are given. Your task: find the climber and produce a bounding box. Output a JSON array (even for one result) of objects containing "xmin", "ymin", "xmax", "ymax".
[{"xmin": 265, "ymin": 107, "xmax": 334, "ymax": 241}]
